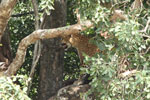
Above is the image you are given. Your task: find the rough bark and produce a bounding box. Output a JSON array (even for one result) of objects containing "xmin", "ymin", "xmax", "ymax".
[
  {"xmin": 37, "ymin": 0, "xmax": 66, "ymax": 99},
  {"xmin": 0, "ymin": 0, "xmax": 17, "ymax": 41},
  {"xmin": 0, "ymin": 0, "xmax": 16, "ymax": 71}
]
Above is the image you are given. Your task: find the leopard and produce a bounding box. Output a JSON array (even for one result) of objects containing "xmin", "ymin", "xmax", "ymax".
[{"xmin": 62, "ymin": 33, "xmax": 100, "ymax": 64}]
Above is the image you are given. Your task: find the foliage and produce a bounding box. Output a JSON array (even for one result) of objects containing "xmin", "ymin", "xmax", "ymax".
[
  {"xmin": 66, "ymin": 0, "xmax": 77, "ymax": 24},
  {"xmin": 6, "ymin": 0, "xmax": 150, "ymax": 99},
  {"xmin": 39, "ymin": 0, "xmax": 54, "ymax": 15},
  {"xmin": 0, "ymin": 76, "xmax": 31, "ymax": 100},
  {"xmin": 64, "ymin": 48, "xmax": 80, "ymax": 80},
  {"xmin": 78, "ymin": 0, "xmax": 150, "ymax": 99}
]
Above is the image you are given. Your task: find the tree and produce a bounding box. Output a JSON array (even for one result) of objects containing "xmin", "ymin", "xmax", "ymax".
[
  {"xmin": 1, "ymin": 0, "xmax": 150, "ymax": 100},
  {"xmin": 37, "ymin": 0, "xmax": 66, "ymax": 99},
  {"xmin": 0, "ymin": 0, "xmax": 17, "ymax": 73}
]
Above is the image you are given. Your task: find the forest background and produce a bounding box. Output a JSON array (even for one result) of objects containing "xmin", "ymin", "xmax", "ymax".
[{"xmin": 0, "ymin": 0, "xmax": 150, "ymax": 100}]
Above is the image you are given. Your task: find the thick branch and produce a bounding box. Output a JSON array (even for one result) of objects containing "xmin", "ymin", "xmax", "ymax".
[
  {"xmin": 4, "ymin": 21, "xmax": 93, "ymax": 76},
  {"xmin": 0, "ymin": 0, "xmax": 17, "ymax": 40}
]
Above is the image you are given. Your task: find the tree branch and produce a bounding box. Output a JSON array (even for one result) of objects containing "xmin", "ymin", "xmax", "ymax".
[
  {"xmin": 31, "ymin": 0, "xmax": 39, "ymax": 30},
  {"xmin": 27, "ymin": 0, "xmax": 41, "ymax": 95},
  {"xmin": 3, "ymin": 21, "xmax": 93, "ymax": 76}
]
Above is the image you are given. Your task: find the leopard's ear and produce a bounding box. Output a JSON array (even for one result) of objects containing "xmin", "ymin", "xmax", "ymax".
[{"xmin": 61, "ymin": 35, "xmax": 71, "ymax": 43}]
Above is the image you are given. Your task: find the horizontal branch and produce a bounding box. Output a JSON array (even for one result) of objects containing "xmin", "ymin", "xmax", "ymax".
[{"xmin": 4, "ymin": 20, "xmax": 93, "ymax": 76}]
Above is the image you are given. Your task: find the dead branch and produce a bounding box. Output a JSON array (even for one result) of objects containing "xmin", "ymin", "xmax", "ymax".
[{"xmin": 31, "ymin": 0, "xmax": 39, "ymax": 30}]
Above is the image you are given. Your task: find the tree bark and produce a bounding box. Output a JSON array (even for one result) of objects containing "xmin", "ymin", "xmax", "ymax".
[
  {"xmin": 0, "ymin": 0, "xmax": 16, "ymax": 71},
  {"xmin": 0, "ymin": 0, "xmax": 17, "ymax": 41},
  {"xmin": 38, "ymin": 0, "xmax": 66, "ymax": 100}
]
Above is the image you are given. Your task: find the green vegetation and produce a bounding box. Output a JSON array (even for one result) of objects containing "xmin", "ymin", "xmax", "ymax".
[
  {"xmin": 0, "ymin": 76, "xmax": 30, "ymax": 100},
  {"xmin": 79, "ymin": 0, "xmax": 150, "ymax": 99},
  {"xmin": 1, "ymin": 0, "xmax": 150, "ymax": 99}
]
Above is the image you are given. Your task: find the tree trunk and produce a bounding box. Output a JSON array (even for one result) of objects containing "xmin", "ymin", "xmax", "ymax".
[
  {"xmin": 0, "ymin": 0, "xmax": 17, "ymax": 40},
  {"xmin": 37, "ymin": 0, "xmax": 66, "ymax": 100},
  {"xmin": 0, "ymin": 28, "xmax": 12, "ymax": 71}
]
